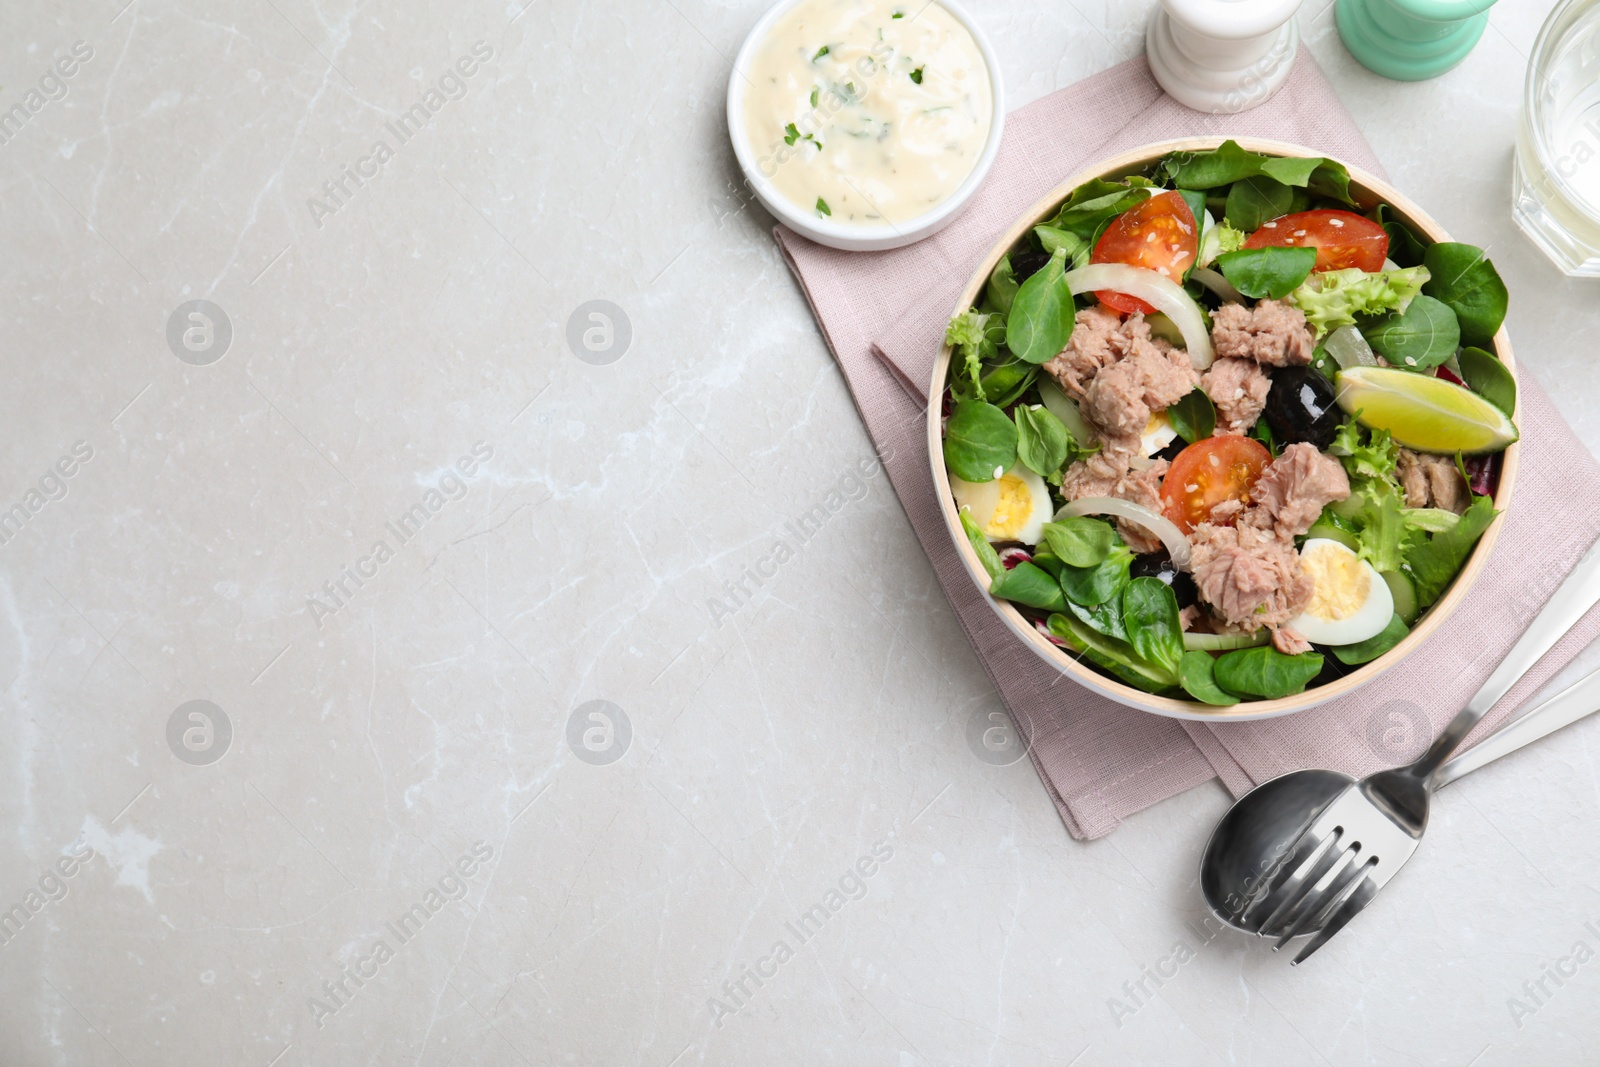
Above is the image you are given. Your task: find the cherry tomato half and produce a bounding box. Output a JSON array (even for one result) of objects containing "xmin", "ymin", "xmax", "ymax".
[
  {"xmin": 1090, "ymin": 190, "xmax": 1199, "ymax": 315},
  {"xmin": 1160, "ymin": 435, "xmax": 1274, "ymax": 534},
  {"xmin": 1243, "ymin": 209, "xmax": 1389, "ymax": 273}
]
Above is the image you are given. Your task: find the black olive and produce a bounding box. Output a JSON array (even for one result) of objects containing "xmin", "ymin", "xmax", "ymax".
[
  {"xmin": 1263, "ymin": 366, "xmax": 1340, "ymax": 449},
  {"xmin": 1011, "ymin": 249, "xmax": 1052, "ymax": 283},
  {"xmin": 1130, "ymin": 552, "xmax": 1198, "ymax": 610}
]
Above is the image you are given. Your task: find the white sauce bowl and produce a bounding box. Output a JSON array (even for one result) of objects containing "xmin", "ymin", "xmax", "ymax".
[{"xmin": 726, "ymin": 0, "xmax": 1004, "ymax": 252}]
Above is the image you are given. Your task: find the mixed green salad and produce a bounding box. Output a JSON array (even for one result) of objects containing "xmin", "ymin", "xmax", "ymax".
[{"xmin": 942, "ymin": 140, "xmax": 1516, "ymax": 706}]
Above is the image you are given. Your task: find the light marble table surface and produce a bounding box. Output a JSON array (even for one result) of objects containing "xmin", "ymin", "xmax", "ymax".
[{"xmin": 4, "ymin": 0, "xmax": 1600, "ymax": 1064}]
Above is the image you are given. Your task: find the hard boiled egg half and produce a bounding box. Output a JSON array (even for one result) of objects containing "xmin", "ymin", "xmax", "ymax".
[
  {"xmin": 1289, "ymin": 538, "xmax": 1394, "ymax": 646},
  {"xmin": 950, "ymin": 462, "xmax": 1052, "ymax": 545},
  {"xmin": 1141, "ymin": 410, "xmax": 1178, "ymax": 456}
]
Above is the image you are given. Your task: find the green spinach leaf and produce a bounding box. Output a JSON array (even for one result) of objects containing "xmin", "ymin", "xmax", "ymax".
[
  {"xmin": 1258, "ymin": 155, "xmax": 1322, "ymax": 187},
  {"xmin": 1068, "ymin": 591, "xmax": 1127, "ymax": 641},
  {"xmin": 1225, "ymin": 174, "xmax": 1293, "ymax": 231},
  {"xmin": 980, "ymin": 359, "xmax": 1036, "ymax": 409},
  {"xmin": 1177, "ymin": 189, "xmax": 1207, "ymax": 228},
  {"xmin": 1458, "ymin": 346, "xmax": 1516, "ymax": 415},
  {"xmin": 958, "ymin": 509, "xmax": 1003, "ymax": 581},
  {"xmin": 1034, "ymin": 224, "xmax": 1086, "ymax": 265},
  {"xmin": 1041, "ymin": 516, "xmax": 1116, "ymax": 567},
  {"xmin": 1015, "ymin": 404, "xmax": 1072, "ymax": 476},
  {"xmin": 1216, "ymin": 246, "xmax": 1318, "ymax": 300},
  {"xmin": 1373, "ymin": 204, "xmax": 1426, "ymax": 268},
  {"xmin": 1404, "ymin": 493, "xmax": 1498, "ymax": 607},
  {"xmin": 1423, "ymin": 243, "xmax": 1508, "ymax": 347},
  {"xmin": 1213, "ymin": 646, "xmax": 1324, "ymax": 698},
  {"xmin": 1166, "ymin": 388, "xmax": 1216, "ymax": 444},
  {"xmin": 987, "ymin": 255, "xmax": 1019, "ymax": 317},
  {"xmin": 1122, "ymin": 577, "xmax": 1184, "ymax": 676},
  {"xmin": 1179, "ymin": 651, "xmax": 1240, "ymax": 706},
  {"xmin": 943, "ymin": 401, "xmax": 1017, "ymax": 482},
  {"xmin": 1307, "ymin": 159, "xmax": 1355, "ymax": 204},
  {"xmin": 1047, "ymin": 614, "xmax": 1176, "ymax": 692},
  {"xmin": 1048, "ymin": 180, "xmax": 1150, "ymax": 240},
  {"xmin": 1007, "ymin": 249, "xmax": 1075, "ymax": 365},
  {"xmin": 1331, "ymin": 614, "xmax": 1409, "ymax": 665},
  {"xmin": 1164, "ymin": 140, "xmax": 1268, "ymax": 189},
  {"xmin": 1361, "ymin": 294, "xmax": 1460, "ymax": 371},
  {"xmin": 990, "ymin": 561, "xmax": 1068, "ymax": 612},
  {"xmin": 1059, "ymin": 543, "xmax": 1134, "ymax": 606}
]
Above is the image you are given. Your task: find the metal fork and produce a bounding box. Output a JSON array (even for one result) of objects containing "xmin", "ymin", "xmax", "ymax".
[{"xmin": 1239, "ymin": 534, "xmax": 1600, "ymax": 964}]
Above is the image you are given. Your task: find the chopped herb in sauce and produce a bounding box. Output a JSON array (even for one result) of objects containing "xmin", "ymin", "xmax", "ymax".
[
  {"xmin": 813, "ymin": 45, "xmax": 829, "ymax": 61},
  {"xmin": 816, "ymin": 197, "xmax": 832, "ymax": 216},
  {"xmin": 910, "ymin": 66, "xmax": 924, "ymax": 83},
  {"xmin": 809, "ymin": 87, "xmax": 819, "ymax": 107}
]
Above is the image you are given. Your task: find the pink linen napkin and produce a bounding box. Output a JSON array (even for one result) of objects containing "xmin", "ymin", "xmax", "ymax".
[{"xmin": 775, "ymin": 50, "xmax": 1600, "ymax": 840}]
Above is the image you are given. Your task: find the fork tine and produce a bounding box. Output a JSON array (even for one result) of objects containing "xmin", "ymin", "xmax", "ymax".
[
  {"xmin": 1235, "ymin": 818, "xmax": 1320, "ymax": 917},
  {"xmin": 1272, "ymin": 848, "xmax": 1369, "ymax": 949},
  {"xmin": 1250, "ymin": 828, "xmax": 1346, "ymax": 935},
  {"xmin": 1290, "ymin": 873, "xmax": 1379, "ymax": 965},
  {"xmin": 1237, "ymin": 826, "xmax": 1336, "ymax": 931}
]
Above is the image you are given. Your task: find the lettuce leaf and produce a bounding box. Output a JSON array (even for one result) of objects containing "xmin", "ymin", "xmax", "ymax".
[
  {"xmin": 1405, "ymin": 494, "xmax": 1498, "ymax": 607},
  {"xmin": 1330, "ymin": 420, "xmax": 1399, "ymax": 482},
  {"xmin": 1287, "ymin": 265, "xmax": 1431, "ymax": 336},
  {"xmin": 945, "ymin": 309, "xmax": 994, "ymax": 400},
  {"xmin": 1346, "ymin": 478, "xmax": 1408, "ymax": 573}
]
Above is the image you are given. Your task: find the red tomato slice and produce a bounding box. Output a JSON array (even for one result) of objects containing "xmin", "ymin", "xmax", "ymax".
[
  {"xmin": 1160, "ymin": 436, "xmax": 1274, "ymax": 534},
  {"xmin": 1090, "ymin": 191, "xmax": 1199, "ymax": 315},
  {"xmin": 1243, "ymin": 209, "xmax": 1389, "ymax": 272}
]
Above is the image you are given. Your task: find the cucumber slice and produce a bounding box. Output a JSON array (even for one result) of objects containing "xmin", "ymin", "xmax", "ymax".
[
  {"xmin": 1305, "ymin": 520, "xmax": 1360, "ymax": 553},
  {"xmin": 1182, "ymin": 630, "xmax": 1270, "ymax": 652},
  {"xmin": 1382, "ymin": 569, "xmax": 1419, "ymax": 625}
]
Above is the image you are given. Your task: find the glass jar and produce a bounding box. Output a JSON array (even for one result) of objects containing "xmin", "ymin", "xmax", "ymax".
[{"xmin": 1514, "ymin": 0, "xmax": 1600, "ymax": 277}]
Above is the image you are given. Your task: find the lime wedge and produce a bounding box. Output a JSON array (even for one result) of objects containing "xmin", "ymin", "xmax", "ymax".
[{"xmin": 1335, "ymin": 366, "xmax": 1519, "ymax": 454}]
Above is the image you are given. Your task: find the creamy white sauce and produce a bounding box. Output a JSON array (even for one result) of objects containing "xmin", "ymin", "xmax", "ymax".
[{"xmin": 742, "ymin": 0, "xmax": 993, "ymax": 226}]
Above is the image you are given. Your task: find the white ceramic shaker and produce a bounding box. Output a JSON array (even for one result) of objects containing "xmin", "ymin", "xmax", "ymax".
[{"xmin": 1146, "ymin": 0, "xmax": 1305, "ymax": 114}]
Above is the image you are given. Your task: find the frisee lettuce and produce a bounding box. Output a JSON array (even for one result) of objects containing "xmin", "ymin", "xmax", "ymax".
[
  {"xmin": 945, "ymin": 310, "xmax": 993, "ymax": 400},
  {"xmin": 1330, "ymin": 419, "xmax": 1399, "ymax": 482},
  {"xmin": 1288, "ymin": 265, "xmax": 1431, "ymax": 336}
]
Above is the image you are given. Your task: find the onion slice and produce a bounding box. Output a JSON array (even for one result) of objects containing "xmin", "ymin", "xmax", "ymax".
[
  {"xmin": 1062, "ymin": 263, "xmax": 1214, "ymax": 369},
  {"xmin": 1056, "ymin": 496, "xmax": 1192, "ymax": 570},
  {"xmin": 1182, "ymin": 631, "xmax": 1269, "ymax": 652},
  {"xmin": 1037, "ymin": 377, "xmax": 1097, "ymax": 445},
  {"xmin": 1189, "ymin": 266, "xmax": 1244, "ymax": 305},
  {"xmin": 1324, "ymin": 324, "xmax": 1377, "ymax": 369}
]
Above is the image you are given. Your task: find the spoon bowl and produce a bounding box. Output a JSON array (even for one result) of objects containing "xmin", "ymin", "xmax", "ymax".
[{"xmin": 1200, "ymin": 768, "xmax": 1352, "ymax": 934}]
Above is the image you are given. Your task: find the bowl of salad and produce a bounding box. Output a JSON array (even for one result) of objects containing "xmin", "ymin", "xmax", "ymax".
[{"xmin": 931, "ymin": 137, "xmax": 1519, "ymax": 720}]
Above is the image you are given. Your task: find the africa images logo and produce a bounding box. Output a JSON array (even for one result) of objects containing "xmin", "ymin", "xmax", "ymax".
[{"xmin": 306, "ymin": 43, "xmax": 494, "ymax": 229}]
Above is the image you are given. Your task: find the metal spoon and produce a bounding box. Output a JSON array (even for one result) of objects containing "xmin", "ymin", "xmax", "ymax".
[{"xmin": 1200, "ymin": 535, "xmax": 1600, "ymax": 942}]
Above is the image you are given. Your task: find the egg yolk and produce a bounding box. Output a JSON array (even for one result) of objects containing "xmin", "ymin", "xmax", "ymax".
[
  {"xmin": 1301, "ymin": 544, "xmax": 1371, "ymax": 620},
  {"xmin": 984, "ymin": 474, "xmax": 1034, "ymax": 539}
]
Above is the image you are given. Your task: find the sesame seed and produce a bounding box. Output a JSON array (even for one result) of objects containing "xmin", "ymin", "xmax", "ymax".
[
  {"xmin": 1404, "ymin": 357, "xmax": 1417, "ymax": 366},
  {"xmin": 1208, "ymin": 454, "xmax": 1220, "ymax": 466},
  {"xmin": 1146, "ymin": 232, "xmax": 1157, "ymax": 243},
  {"xmin": 1186, "ymin": 483, "xmax": 1200, "ymax": 492},
  {"xmin": 1158, "ymin": 266, "xmax": 1170, "ymax": 276},
  {"xmin": 1329, "ymin": 218, "xmax": 1345, "ymax": 227},
  {"xmin": 1264, "ymin": 222, "xmax": 1277, "ymax": 229},
  {"xmin": 1294, "ymin": 230, "xmax": 1307, "ymax": 237}
]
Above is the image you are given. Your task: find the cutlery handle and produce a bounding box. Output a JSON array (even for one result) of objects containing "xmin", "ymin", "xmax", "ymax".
[
  {"xmin": 1411, "ymin": 534, "xmax": 1600, "ymax": 783},
  {"xmin": 1436, "ymin": 664, "xmax": 1600, "ymax": 789}
]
